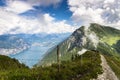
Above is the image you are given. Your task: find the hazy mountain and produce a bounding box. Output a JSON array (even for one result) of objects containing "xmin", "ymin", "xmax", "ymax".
[{"xmin": 0, "ymin": 34, "xmax": 30, "ymax": 55}]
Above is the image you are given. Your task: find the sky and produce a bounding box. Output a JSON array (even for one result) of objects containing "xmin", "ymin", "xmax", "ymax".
[{"xmin": 0, "ymin": 0, "xmax": 120, "ymax": 35}]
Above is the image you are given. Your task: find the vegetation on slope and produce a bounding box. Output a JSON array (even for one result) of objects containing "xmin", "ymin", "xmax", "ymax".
[
  {"xmin": 104, "ymin": 55, "xmax": 120, "ymax": 79},
  {"xmin": 0, "ymin": 51, "xmax": 102, "ymax": 80},
  {"xmin": 0, "ymin": 55, "xmax": 28, "ymax": 70},
  {"xmin": 113, "ymin": 40, "xmax": 120, "ymax": 53},
  {"xmin": 101, "ymin": 36, "xmax": 120, "ymax": 46},
  {"xmin": 89, "ymin": 23, "xmax": 120, "ymax": 38}
]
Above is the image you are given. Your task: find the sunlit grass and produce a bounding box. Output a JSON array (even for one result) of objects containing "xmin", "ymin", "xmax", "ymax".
[{"xmin": 101, "ymin": 36, "xmax": 120, "ymax": 46}]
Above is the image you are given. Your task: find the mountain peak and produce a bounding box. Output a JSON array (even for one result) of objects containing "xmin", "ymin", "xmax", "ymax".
[{"xmin": 90, "ymin": 23, "xmax": 102, "ymax": 26}]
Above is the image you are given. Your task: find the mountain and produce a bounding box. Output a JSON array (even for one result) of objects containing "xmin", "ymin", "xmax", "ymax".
[
  {"xmin": 37, "ymin": 23, "xmax": 120, "ymax": 78},
  {"xmin": 38, "ymin": 23, "xmax": 120, "ymax": 65}
]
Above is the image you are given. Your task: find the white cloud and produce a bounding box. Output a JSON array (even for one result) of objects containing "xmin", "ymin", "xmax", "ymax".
[
  {"xmin": 25, "ymin": 0, "xmax": 61, "ymax": 6},
  {"xmin": 68, "ymin": 0, "xmax": 120, "ymax": 29},
  {"xmin": 5, "ymin": 0, "xmax": 33, "ymax": 14},
  {"xmin": 0, "ymin": 8, "xmax": 76, "ymax": 35},
  {"xmin": 3, "ymin": 0, "xmax": 62, "ymax": 14},
  {"xmin": 44, "ymin": 14, "xmax": 55, "ymax": 22},
  {"xmin": 0, "ymin": 0, "xmax": 76, "ymax": 35}
]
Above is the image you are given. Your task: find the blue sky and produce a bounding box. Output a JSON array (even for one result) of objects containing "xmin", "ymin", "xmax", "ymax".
[
  {"xmin": 0, "ymin": 0, "xmax": 67, "ymax": 17},
  {"xmin": 0, "ymin": 0, "xmax": 72, "ymax": 20},
  {"xmin": 19, "ymin": 0, "xmax": 72, "ymax": 21},
  {"xmin": 0, "ymin": 0, "xmax": 120, "ymax": 35},
  {"xmin": 33, "ymin": 0, "xmax": 72, "ymax": 20},
  {"xmin": 0, "ymin": 0, "xmax": 6, "ymax": 6}
]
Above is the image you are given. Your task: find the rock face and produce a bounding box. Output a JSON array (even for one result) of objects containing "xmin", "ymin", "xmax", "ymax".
[{"xmin": 94, "ymin": 55, "xmax": 118, "ymax": 80}]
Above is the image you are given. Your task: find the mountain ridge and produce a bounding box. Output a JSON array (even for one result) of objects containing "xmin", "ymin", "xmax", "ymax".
[
  {"xmin": 38, "ymin": 23, "xmax": 120, "ymax": 66},
  {"xmin": 36, "ymin": 23, "xmax": 120, "ymax": 79}
]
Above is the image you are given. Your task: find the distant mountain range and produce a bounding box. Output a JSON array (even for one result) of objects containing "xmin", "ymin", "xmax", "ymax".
[
  {"xmin": 0, "ymin": 34, "xmax": 29, "ymax": 55},
  {"xmin": 0, "ymin": 33, "xmax": 71, "ymax": 67},
  {"xmin": 0, "ymin": 33, "xmax": 71, "ymax": 55}
]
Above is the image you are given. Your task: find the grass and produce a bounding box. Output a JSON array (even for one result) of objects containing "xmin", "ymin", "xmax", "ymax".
[
  {"xmin": 0, "ymin": 51, "xmax": 103, "ymax": 80},
  {"xmin": 104, "ymin": 55, "xmax": 120, "ymax": 79},
  {"xmin": 101, "ymin": 36, "xmax": 120, "ymax": 46}
]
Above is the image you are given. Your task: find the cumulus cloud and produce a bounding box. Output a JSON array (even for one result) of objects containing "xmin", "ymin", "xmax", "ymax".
[
  {"xmin": 5, "ymin": 0, "xmax": 33, "ymax": 14},
  {"xmin": 68, "ymin": 0, "xmax": 120, "ymax": 29},
  {"xmin": 4, "ymin": 0, "xmax": 62, "ymax": 14},
  {"xmin": 25, "ymin": 0, "xmax": 61, "ymax": 7},
  {"xmin": 0, "ymin": 8, "xmax": 76, "ymax": 35},
  {"xmin": 0, "ymin": 0, "xmax": 76, "ymax": 35}
]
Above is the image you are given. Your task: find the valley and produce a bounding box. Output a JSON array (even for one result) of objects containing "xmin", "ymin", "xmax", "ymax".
[{"xmin": 0, "ymin": 23, "xmax": 120, "ymax": 80}]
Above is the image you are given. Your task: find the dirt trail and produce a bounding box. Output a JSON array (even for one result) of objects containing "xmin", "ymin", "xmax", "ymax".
[{"xmin": 94, "ymin": 55, "xmax": 119, "ymax": 80}]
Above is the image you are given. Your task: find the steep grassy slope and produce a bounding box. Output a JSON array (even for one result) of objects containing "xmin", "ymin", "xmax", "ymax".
[
  {"xmin": 0, "ymin": 55, "xmax": 28, "ymax": 70},
  {"xmin": 101, "ymin": 36, "xmax": 120, "ymax": 46},
  {"xmin": 0, "ymin": 51, "xmax": 102, "ymax": 80},
  {"xmin": 89, "ymin": 23, "xmax": 120, "ymax": 55},
  {"xmin": 113, "ymin": 40, "xmax": 120, "ymax": 53},
  {"xmin": 89, "ymin": 23, "xmax": 120, "ymax": 38},
  {"xmin": 105, "ymin": 55, "xmax": 120, "ymax": 79},
  {"xmin": 0, "ymin": 55, "xmax": 29, "ymax": 79}
]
